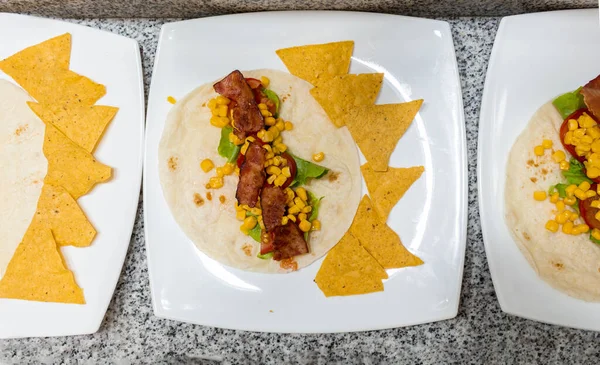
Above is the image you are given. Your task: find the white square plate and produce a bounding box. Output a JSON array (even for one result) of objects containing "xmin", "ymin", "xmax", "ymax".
[
  {"xmin": 0, "ymin": 14, "xmax": 144, "ymax": 338},
  {"xmin": 145, "ymin": 11, "xmax": 467, "ymax": 333},
  {"xmin": 479, "ymin": 9, "xmax": 600, "ymax": 331}
]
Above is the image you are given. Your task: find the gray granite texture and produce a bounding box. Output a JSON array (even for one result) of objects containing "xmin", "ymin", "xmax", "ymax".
[
  {"xmin": 0, "ymin": 0, "xmax": 596, "ymax": 18},
  {"xmin": 0, "ymin": 15, "xmax": 600, "ymax": 365}
]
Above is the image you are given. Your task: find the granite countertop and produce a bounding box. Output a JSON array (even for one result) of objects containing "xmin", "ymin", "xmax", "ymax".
[{"xmin": 1, "ymin": 16, "xmax": 600, "ymax": 365}]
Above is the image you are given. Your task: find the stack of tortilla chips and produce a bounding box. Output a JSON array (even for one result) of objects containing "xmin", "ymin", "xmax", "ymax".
[
  {"xmin": 0, "ymin": 34, "xmax": 116, "ymax": 304},
  {"xmin": 277, "ymin": 41, "xmax": 425, "ymax": 297}
]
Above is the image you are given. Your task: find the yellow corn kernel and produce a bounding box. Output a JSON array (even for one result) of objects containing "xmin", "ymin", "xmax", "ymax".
[
  {"xmin": 281, "ymin": 216, "xmax": 289, "ymax": 225},
  {"xmin": 545, "ymin": 220, "xmax": 559, "ymax": 232},
  {"xmin": 569, "ymin": 212, "xmax": 579, "ymax": 221},
  {"xmin": 592, "ymin": 200, "xmax": 600, "ymax": 208},
  {"xmin": 241, "ymin": 216, "xmax": 257, "ymax": 231},
  {"xmin": 574, "ymin": 128, "xmax": 586, "ymax": 138},
  {"xmin": 257, "ymin": 129, "xmax": 267, "ymax": 140},
  {"xmin": 555, "ymin": 200, "xmax": 566, "ymax": 212},
  {"xmin": 200, "ymin": 159, "xmax": 214, "ymax": 173},
  {"xmin": 582, "ymin": 135, "xmax": 594, "ymax": 145},
  {"xmin": 266, "ymin": 152, "xmax": 275, "ymax": 160},
  {"xmin": 564, "ymin": 131, "xmax": 574, "ymax": 145},
  {"xmin": 217, "ymin": 104, "xmax": 228, "ymax": 117},
  {"xmin": 556, "ymin": 212, "xmax": 569, "ymax": 224},
  {"xmin": 588, "ymin": 167, "xmax": 600, "ymax": 179},
  {"xmin": 312, "ymin": 152, "xmax": 325, "ymax": 162},
  {"xmin": 262, "ymin": 144, "xmax": 272, "ymax": 152},
  {"xmin": 542, "ymin": 139, "xmax": 553, "ymax": 149},
  {"xmin": 302, "ymin": 206, "xmax": 312, "ymax": 213},
  {"xmin": 294, "ymin": 197, "xmax": 306, "ymax": 209},
  {"xmin": 592, "ymin": 228, "xmax": 600, "ymax": 241},
  {"xmin": 587, "ymin": 190, "xmax": 597, "ymax": 198},
  {"xmin": 274, "ymin": 174, "xmax": 287, "ymax": 187},
  {"xmin": 533, "ymin": 191, "xmax": 547, "ymax": 201},
  {"xmin": 260, "ymin": 109, "xmax": 272, "ymax": 117},
  {"xmin": 260, "ymin": 76, "xmax": 270, "ymax": 87},
  {"xmin": 552, "ymin": 150, "xmax": 566, "ymax": 163},
  {"xmin": 265, "ymin": 116, "xmax": 276, "ymax": 126},
  {"xmin": 311, "ymin": 219, "xmax": 321, "ymax": 231},
  {"xmin": 287, "ymin": 214, "xmax": 297, "ymax": 222},
  {"xmin": 275, "ymin": 120, "xmax": 285, "ymax": 131},
  {"xmin": 580, "ymin": 181, "xmax": 591, "ymax": 192},
  {"xmin": 258, "ymin": 217, "xmax": 265, "ymax": 230},
  {"xmin": 589, "ymin": 127, "xmax": 600, "ymax": 139},
  {"xmin": 208, "ymin": 177, "xmax": 224, "ymax": 189},
  {"xmin": 566, "ymin": 184, "xmax": 578, "ymax": 197},
  {"xmin": 580, "ymin": 113, "xmax": 597, "ymax": 128},
  {"xmin": 298, "ymin": 212, "xmax": 308, "ymax": 221},
  {"xmin": 568, "ymin": 119, "xmax": 579, "ymax": 130},
  {"xmin": 210, "ymin": 115, "xmax": 229, "ymax": 128},
  {"xmin": 295, "ymin": 187, "xmax": 307, "ymax": 202},
  {"xmin": 216, "ymin": 95, "xmax": 230, "ymax": 105},
  {"xmin": 269, "ymin": 126, "xmax": 280, "ymax": 139},
  {"xmin": 575, "ymin": 224, "xmax": 590, "ymax": 234},
  {"xmin": 592, "ymin": 140, "xmax": 600, "ymax": 153},
  {"xmin": 595, "ymin": 211, "xmax": 600, "ymax": 222},
  {"xmin": 235, "ymin": 167, "xmax": 240, "ymax": 176},
  {"xmin": 284, "ymin": 121, "xmax": 294, "ymax": 131},
  {"xmin": 266, "ymin": 166, "xmax": 282, "ymax": 176},
  {"xmin": 533, "ymin": 145, "xmax": 544, "ymax": 156},
  {"xmin": 574, "ymin": 188, "xmax": 587, "ymax": 200},
  {"xmin": 208, "ymin": 98, "xmax": 218, "ymax": 110},
  {"xmin": 299, "ymin": 219, "xmax": 312, "ymax": 232},
  {"xmin": 250, "ymin": 207, "xmax": 262, "ymax": 216},
  {"xmin": 262, "ymin": 130, "xmax": 274, "ymax": 143},
  {"xmin": 216, "ymin": 167, "xmax": 225, "ymax": 178},
  {"xmin": 287, "ymin": 200, "xmax": 295, "ymax": 208},
  {"xmin": 275, "ymin": 143, "xmax": 288, "ymax": 153},
  {"xmin": 281, "ymin": 166, "xmax": 291, "ymax": 178},
  {"xmin": 277, "ymin": 156, "xmax": 288, "ymax": 166},
  {"xmin": 240, "ymin": 142, "xmax": 250, "ymax": 155},
  {"xmin": 564, "ymin": 196, "xmax": 577, "ymax": 205},
  {"xmin": 271, "ymin": 156, "xmax": 281, "ymax": 166},
  {"xmin": 265, "ymin": 173, "xmax": 277, "ymax": 184},
  {"xmin": 562, "ymin": 221, "xmax": 574, "ymax": 234},
  {"xmin": 258, "ymin": 103, "xmax": 268, "ymax": 110},
  {"xmin": 240, "ymin": 204, "xmax": 250, "ymax": 211},
  {"xmin": 288, "ymin": 205, "xmax": 301, "ymax": 215},
  {"xmin": 550, "ymin": 192, "xmax": 560, "ymax": 203},
  {"xmin": 222, "ymin": 163, "xmax": 234, "ymax": 175},
  {"xmin": 229, "ymin": 132, "xmax": 244, "ymax": 145},
  {"xmin": 559, "ymin": 160, "xmax": 570, "ymax": 170},
  {"xmin": 236, "ymin": 210, "xmax": 246, "ymax": 221},
  {"xmin": 285, "ymin": 188, "xmax": 295, "ymax": 202}
]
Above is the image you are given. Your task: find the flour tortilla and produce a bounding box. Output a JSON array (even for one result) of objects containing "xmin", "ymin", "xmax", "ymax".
[
  {"xmin": 0, "ymin": 80, "xmax": 47, "ymax": 279},
  {"xmin": 159, "ymin": 69, "xmax": 362, "ymax": 273},
  {"xmin": 505, "ymin": 101, "xmax": 600, "ymax": 301}
]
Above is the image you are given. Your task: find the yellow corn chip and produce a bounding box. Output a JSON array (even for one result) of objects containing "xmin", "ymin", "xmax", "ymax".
[
  {"xmin": 276, "ymin": 41, "xmax": 354, "ymax": 86},
  {"xmin": 0, "ymin": 33, "xmax": 71, "ymax": 75},
  {"xmin": 43, "ymin": 123, "xmax": 112, "ymax": 199},
  {"xmin": 0, "ymin": 219, "xmax": 85, "ymax": 304},
  {"xmin": 349, "ymin": 195, "xmax": 423, "ymax": 269},
  {"xmin": 343, "ymin": 100, "xmax": 423, "ymax": 171},
  {"xmin": 361, "ymin": 163, "xmax": 424, "ymax": 220},
  {"xmin": 35, "ymin": 184, "xmax": 96, "ymax": 247},
  {"xmin": 310, "ymin": 73, "xmax": 384, "ymax": 127},
  {"xmin": 315, "ymin": 231, "xmax": 387, "ymax": 297},
  {"xmin": 28, "ymin": 102, "xmax": 118, "ymax": 152}
]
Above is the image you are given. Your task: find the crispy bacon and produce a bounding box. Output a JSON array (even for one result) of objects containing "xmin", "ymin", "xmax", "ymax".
[
  {"xmin": 260, "ymin": 185, "xmax": 287, "ymax": 232},
  {"xmin": 236, "ymin": 142, "xmax": 266, "ymax": 207},
  {"xmin": 213, "ymin": 70, "xmax": 264, "ymax": 139},
  {"xmin": 272, "ymin": 222, "xmax": 308, "ymax": 261},
  {"xmin": 582, "ymin": 75, "xmax": 600, "ymax": 120}
]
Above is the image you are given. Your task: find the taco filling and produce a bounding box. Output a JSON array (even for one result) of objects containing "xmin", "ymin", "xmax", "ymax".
[{"xmin": 204, "ymin": 70, "xmax": 329, "ymax": 262}]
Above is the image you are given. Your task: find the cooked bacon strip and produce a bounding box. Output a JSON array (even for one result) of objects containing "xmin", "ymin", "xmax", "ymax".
[
  {"xmin": 260, "ymin": 185, "xmax": 287, "ymax": 232},
  {"xmin": 272, "ymin": 222, "xmax": 308, "ymax": 261},
  {"xmin": 582, "ymin": 75, "xmax": 600, "ymax": 120},
  {"xmin": 236, "ymin": 142, "xmax": 266, "ymax": 207},
  {"xmin": 213, "ymin": 70, "xmax": 264, "ymax": 139}
]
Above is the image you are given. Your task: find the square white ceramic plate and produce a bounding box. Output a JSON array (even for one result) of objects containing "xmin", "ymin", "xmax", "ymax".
[
  {"xmin": 145, "ymin": 11, "xmax": 466, "ymax": 333},
  {"xmin": 0, "ymin": 14, "xmax": 144, "ymax": 338},
  {"xmin": 479, "ymin": 9, "xmax": 600, "ymax": 331}
]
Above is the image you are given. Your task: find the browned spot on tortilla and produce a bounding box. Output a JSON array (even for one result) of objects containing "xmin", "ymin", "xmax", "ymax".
[
  {"xmin": 327, "ymin": 171, "xmax": 339, "ymax": 183},
  {"xmin": 527, "ymin": 159, "xmax": 535, "ymax": 167},
  {"xmin": 523, "ymin": 232, "xmax": 531, "ymax": 241},
  {"xmin": 219, "ymin": 195, "xmax": 226, "ymax": 204},
  {"xmin": 541, "ymin": 168, "xmax": 548, "ymax": 175},
  {"xmin": 15, "ymin": 124, "xmax": 28, "ymax": 136},
  {"xmin": 530, "ymin": 177, "xmax": 537, "ymax": 183},
  {"xmin": 202, "ymin": 102, "xmax": 206, "ymax": 107},
  {"xmin": 193, "ymin": 193, "xmax": 204, "ymax": 207},
  {"xmin": 269, "ymin": 310, "xmax": 274, "ymax": 313},
  {"xmin": 552, "ymin": 261, "xmax": 564, "ymax": 270},
  {"xmin": 206, "ymin": 192, "xmax": 212, "ymax": 201},
  {"xmin": 168, "ymin": 156, "xmax": 178, "ymax": 171},
  {"xmin": 280, "ymin": 258, "xmax": 298, "ymax": 271},
  {"xmin": 242, "ymin": 243, "xmax": 253, "ymax": 256}
]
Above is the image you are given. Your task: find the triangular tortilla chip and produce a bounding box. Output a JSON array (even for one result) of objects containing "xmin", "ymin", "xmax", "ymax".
[
  {"xmin": 276, "ymin": 41, "xmax": 354, "ymax": 86},
  {"xmin": 0, "ymin": 220, "xmax": 84, "ymax": 304},
  {"xmin": 310, "ymin": 73, "xmax": 384, "ymax": 127},
  {"xmin": 28, "ymin": 102, "xmax": 118, "ymax": 152},
  {"xmin": 315, "ymin": 231, "xmax": 387, "ymax": 297},
  {"xmin": 361, "ymin": 163, "xmax": 424, "ymax": 220},
  {"xmin": 343, "ymin": 100, "xmax": 423, "ymax": 171},
  {"xmin": 0, "ymin": 33, "xmax": 71, "ymax": 76},
  {"xmin": 43, "ymin": 123, "xmax": 112, "ymax": 199},
  {"xmin": 35, "ymin": 184, "xmax": 96, "ymax": 247},
  {"xmin": 349, "ymin": 195, "xmax": 423, "ymax": 269}
]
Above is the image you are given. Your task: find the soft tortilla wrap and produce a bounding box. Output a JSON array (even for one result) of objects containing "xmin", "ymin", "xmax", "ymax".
[
  {"xmin": 505, "ymin": 101, "xmax": 600, "ymax": 301},
  {"xmin": 158, "ymin": 69, "xmax": 362, "ymax": 273}
]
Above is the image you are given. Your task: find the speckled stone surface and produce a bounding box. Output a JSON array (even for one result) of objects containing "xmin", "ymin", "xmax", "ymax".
[
  {"xmin": 1, "ymin": 16, "xmax": 600, "ymax": 365},
  {"xmin": 0, "ymin": 0, "xmax": 596, "ymax": 18}
]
